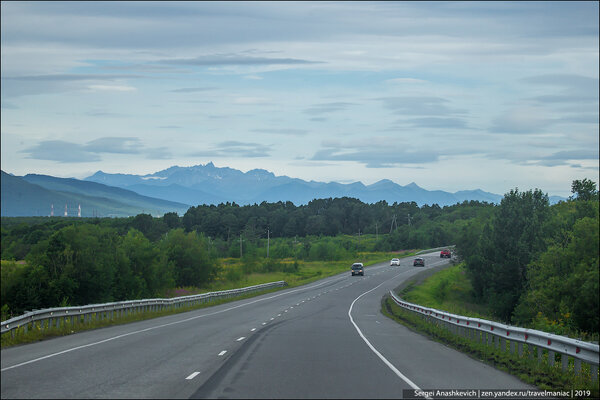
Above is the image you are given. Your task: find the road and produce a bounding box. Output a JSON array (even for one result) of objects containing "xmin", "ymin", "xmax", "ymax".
[{"xmin": 1, "ymin": 252, "xmax": 535, "ymax": 398}]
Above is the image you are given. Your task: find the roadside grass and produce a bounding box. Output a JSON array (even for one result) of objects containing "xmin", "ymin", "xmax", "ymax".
[
  {"xmin": 399, "ymin": 262, "xmax": 490, "ymax": 318},
  {"xmin": 1, "ymin": 251, "xmax": 413, "ymax": 349},
  {"xmin": 381, "ymin": 298, "xmax": 599, "ymax": 398},
  {"xmin": 382, "ymin": 264, "xmax": 600, "ymax": 398}
]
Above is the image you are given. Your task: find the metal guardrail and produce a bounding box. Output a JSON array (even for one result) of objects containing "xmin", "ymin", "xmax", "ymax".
[
  {"xmin": 415, "ymin": 245, "xmax": 455, "ymax": 255},
  {"xmin": 389, "ymin": 290, "xmax": 599, "ymax": 381},
  {"xmin": 1, "ymin": 281, "xmax": 287, "ymax": 337}
]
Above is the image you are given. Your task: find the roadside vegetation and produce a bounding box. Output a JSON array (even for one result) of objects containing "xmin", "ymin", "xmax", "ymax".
[
  {"xmin": 382, "ymin": 298, "xmax": 599, "ymax": 398},
  {"xmin": 455, "ymin": 178, "xmax": 599, "ymax": 342},
  {"xmin": 2, "ymin": 197, "xmax": 493, "ymax": 321}
]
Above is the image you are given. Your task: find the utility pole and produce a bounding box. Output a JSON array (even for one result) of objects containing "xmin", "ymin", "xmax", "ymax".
[
  {"xmin": 239, "ymin": 234, "xmax": 244, "ymax": 258},
  {"xmin": 390, "ymin": 214, "xmax": 398, "ymax": 233},
  {"xmin": 375, "ymin": 222, "xmax": 378, "ymax": 241},
  {"xmin": 357, "ymin": 229, "xmax": 361, "ymax": 249},
  {"xmin": 407, "ymin": 213, "xmax": 412, "ymax": 227},
  {"xmin": 267, "ymin": 228, "xmax": 270, "ymax": 258}
]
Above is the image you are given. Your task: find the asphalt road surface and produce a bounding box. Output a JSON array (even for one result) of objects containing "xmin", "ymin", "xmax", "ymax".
[{"xmin": 1, "ymin": 252, "xmax": 535, "ymax": 398}]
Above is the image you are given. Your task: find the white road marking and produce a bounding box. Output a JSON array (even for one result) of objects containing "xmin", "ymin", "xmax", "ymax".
[
  {"xmin": 186, "ymin": 372, "xmax": 201, "ymax": 380},
  {"xmin": 251, "ymin": 328, "xmax": 256, "ymax": 332},
  {"xmin": 1, "ymin": 275, "xmax": 349, "ymax": 372},
  {"xmin": 284, "ymin": 310, "xmax": 288, "ymax": 313},
  {"xmin": 348, "ymin": 271, "xmax": 426, "ymax": 394},
  {"xmin": 270, "ymin": 317, "xmax": 274, "ymax": 320},
  {"xmin": 236, "ymin": 337, "xmax": 245, "ymax": 341},
  {"xmin": 262, "ymin": 322, "xmax": 267, "ymax": 325},
  {"xmin": 277, "ymin": 314, "xmax": 281, "ymax": 317},
  {"xmin": 218, "ymin": 350, "xmax": 227, "ymax": 356}
]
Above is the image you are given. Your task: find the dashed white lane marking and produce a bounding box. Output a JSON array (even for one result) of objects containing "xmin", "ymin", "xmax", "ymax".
[
  {"xmin": 236, "ymin": 337, "xmax": 245, "ymax": 341},
  {"xmin": 262, "ymin": 322, "xmax": 267, "ymax": 325},
  {"xmin": 251, "ymin": 328, "xmax": 256, "ymax": 332},
  {"xmin": 218, "ymin": 350, "xmax": 227, "ymax": 356},
  {"xmin": 270, "ymin": 317, "xmax": 274, "ymax": 320},
  {"xmin": 284, "ymin": 310, "xmax": 288, "ymax": 312},
  {"xmin": 277, "ymin": 314, "xmax": 281, "ymax": 317},
  {"xmin": 186, "ymin": 372, "xmax": 201, "ymax": 380},
  {"xmin": 1, "ymin": 273, "xmax": 351, "ymax": 372}
]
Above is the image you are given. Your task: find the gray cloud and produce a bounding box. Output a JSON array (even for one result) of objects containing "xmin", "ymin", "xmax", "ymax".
[
  {"xmin": 523, "ymin": 74, "xmax": 599, "ymax": 108},
  {"xmin": 191, "ymin": 141, "xmax": 271, "ymax": 158},
  {"xmin": 22, "ymin": 140, "xmax": 101, "ymax": 163},
  {"xmin": 377, "ymin": 97, "xmax": 466, "ymax": 116},
  {"xmin": 488, "ymin": 107, "xmax": 552, "ymax": 134},
  {"xmin": 170, "ymin": 87, "xmax": 217, "ymax": 93},
  {"xmin": 304, "ymin": 102, "xmax": 356, "ymax": 115},
  {"xmin": 83, "ymin": 137, "xmax": 141, "ymax": 154},
  {"xmin": 2, "ymin": 73, "xmax": 140, "ymax": 98},
  {"xmin": 159, "ymin": 54, "xmax": 320, "ymax": 67},
  {"xmin": 21, "ymin": 137, "xmax": 163, "ymax": 163},
  {"xmin": 311, "ymin": 139, "xmax": 440, "ymax": 168},
  {"xmin": 158, "ymin": 125, "xmax": 182, "ymax": 129},
  {"xmin": 85, "ymin": 110, "xmax": 127, "ymax": 117},
  {"xmin": 400, "ymin": 117, "xmax": 470, "ymax": 129},
  {"xmin": 144, "ymin": 147, "xmax": 173, "ymax": 160},
  {"xmin": 312, "ymin": 148, "xmax": 438, "ymax": 168},
  {"xmin": 250, "ymin": 128, "xmax": 308, "ymax": 136},
  {"xmin": 3, "ymin": 73, "xmax": 140, "ymax": 82}
]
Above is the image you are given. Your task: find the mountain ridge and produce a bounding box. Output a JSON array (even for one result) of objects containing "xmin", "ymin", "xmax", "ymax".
[{"xmin": 84, "ymin": 163, "xmax": 509, "ymax": 206}]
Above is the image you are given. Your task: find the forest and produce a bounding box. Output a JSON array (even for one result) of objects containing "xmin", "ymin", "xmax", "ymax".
[{"xmin": 1, "ymin": 179, "xmax": 598, "ymax": 338}]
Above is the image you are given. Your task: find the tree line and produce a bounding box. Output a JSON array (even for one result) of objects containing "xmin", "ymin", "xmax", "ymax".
[
  {"xmin": 1, "ymin": 197, "xmax": 493, "ymax": 318},
  {"xmin": 456, "ymin": 178, "xmax": 599, "ymax": 336}
]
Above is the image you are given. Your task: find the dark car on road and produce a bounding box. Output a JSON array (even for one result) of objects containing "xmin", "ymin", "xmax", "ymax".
[
  {"xmin": 351, "ymin": 263, "xmax": 364, "ymax": 276},
  {"xmin": 413, "ymin": 257, "xmax": 425, "ymax": 267},
  {"xmin": 440, "ymin": 249, "xmax": 451, "ymax": 258}
]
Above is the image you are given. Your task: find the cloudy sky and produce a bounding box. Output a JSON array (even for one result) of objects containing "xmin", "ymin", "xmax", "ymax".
[{"xmin": 1, "ymin": 1, "xmax": 598, "ymax": 197}]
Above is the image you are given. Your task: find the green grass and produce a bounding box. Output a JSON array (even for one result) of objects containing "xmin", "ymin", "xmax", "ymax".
[
  {"xmin": 382, "ymin": 298, "xmax": 599, "ymax": 398},
  {"xmin": 400, "ymin": 262, "xmax": 491, "ymax": 319}
]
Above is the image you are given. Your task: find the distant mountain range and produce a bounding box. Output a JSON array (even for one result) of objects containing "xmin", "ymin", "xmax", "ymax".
[
  {"xmin": 84, "ymin": 162, "xmax": 509, "ymax": 207},
  {"xmin": 1, "ymin": 163, "xmax": 567, "ymax": 217},
  {"xmin": 1, "ymin": 171, "xmax": 189, "ymax": 217}
]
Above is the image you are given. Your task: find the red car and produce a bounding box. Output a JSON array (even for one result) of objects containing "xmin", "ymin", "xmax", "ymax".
[{"xmin": 440, "ymin": 249, "xmax": 451, "ymax": 258}]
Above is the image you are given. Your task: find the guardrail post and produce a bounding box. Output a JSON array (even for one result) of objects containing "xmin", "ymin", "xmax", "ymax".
[
  {"xmin": 561, "ymin": 354, "xmax": 569, "ymax": 371},
  {"xmin": 537, "ymin": 346, "xmax": 544, "ymax": 363},
  {"xmin": 548, "ymin": 350, "xmax": 555, "ymax": 366},
  {"xmin": 517, "ymin": 342, "xmax": 523, "ymax": 357},
  {"xmin": 574, "ymin": 358, "xmax": 581, "ymax": 374},
  {"xmin": 500, "ymin": 337, "xmax": 506, "ymax": 352}
]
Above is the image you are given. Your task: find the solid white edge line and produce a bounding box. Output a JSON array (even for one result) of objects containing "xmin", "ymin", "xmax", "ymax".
[
  {"xmin": 186, "ymin": 371, "xmax": 201, "ymax": 380},
  {"xmin": 347, "ymin": 272, "xmax": 426, "ymax": 395}
]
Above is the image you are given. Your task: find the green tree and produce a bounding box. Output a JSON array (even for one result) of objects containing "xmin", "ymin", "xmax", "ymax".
[{"xmin": 570, "ymin": 178, "xmax": 598, "ymax": 201}]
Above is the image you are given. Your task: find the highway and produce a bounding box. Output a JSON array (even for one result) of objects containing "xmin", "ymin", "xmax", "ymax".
[{"xmin": 1, "ymin": 252, "xmax": 535, "ymax": 398}]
